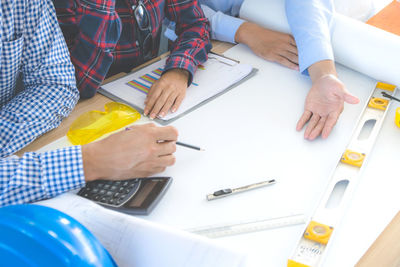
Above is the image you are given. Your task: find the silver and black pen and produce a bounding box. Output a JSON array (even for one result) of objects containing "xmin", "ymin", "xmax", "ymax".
[{"xmin": 207, "ymin": 179, "xmax": 276, "ymax": 201}]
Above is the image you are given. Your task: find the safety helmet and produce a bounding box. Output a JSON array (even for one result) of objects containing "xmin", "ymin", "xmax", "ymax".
[{"xmin": 0, "ymin": 204, "xmax": 117, "ymax": 266}]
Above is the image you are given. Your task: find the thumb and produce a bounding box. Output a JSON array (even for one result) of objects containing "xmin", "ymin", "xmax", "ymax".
[
  {"xmin": 337, "ymin": 87, "xmax": 359, "ymax": 104},
  {"xmin": 343, "ymin": 91, "xmax": 360, "ymax": 104}
]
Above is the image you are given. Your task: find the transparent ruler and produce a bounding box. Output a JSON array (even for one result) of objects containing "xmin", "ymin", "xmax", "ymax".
[
  {"xmin": 187, "ymin": 213, "xmax": 306, "ymax": 238},
  {"xmin": 288, "ymin": 82, "xmax": 398, "ymax": 267}
]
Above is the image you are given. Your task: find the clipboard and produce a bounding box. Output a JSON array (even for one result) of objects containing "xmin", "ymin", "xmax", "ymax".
[{"xmin": 99, "ymin": 53, "xmax": 257, "ymax": 125}]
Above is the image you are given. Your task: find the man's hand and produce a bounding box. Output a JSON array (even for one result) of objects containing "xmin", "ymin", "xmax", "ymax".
[
  {"xmin": 235, "ymin": 22, "xmax": 299, "ymax": 70},
  {"xmin": 144, "ymin": 69, "xmax": 189, "ymax": 119},
  {"xmin": 82, "ymin": 123, "xmax": 178, "ymax": 181},
  {"xmin": 297, "ymin": 60, "xmax": 359, "ymax": 140}
]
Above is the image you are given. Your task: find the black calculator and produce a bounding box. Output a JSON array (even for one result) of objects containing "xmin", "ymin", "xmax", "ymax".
[{"xmin": 78, "ymin": 177, "xmax": 172, "ymax": 215}]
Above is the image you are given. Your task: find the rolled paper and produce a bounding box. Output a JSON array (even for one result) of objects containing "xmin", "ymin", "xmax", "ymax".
[{"xmin": 240, "ymin": 0, "xmax": 400, "ymax": 86}]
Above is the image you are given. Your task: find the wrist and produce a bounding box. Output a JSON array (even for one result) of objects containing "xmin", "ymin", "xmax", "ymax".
[
  {"xmin": 235, "ymin": 22, "xmax": 256, "ymax": 45},
  {"xmin": 308, "ymin": 60, "xmax": 337, "ymax": 83},
  {"xmin": 82, "ymin": 143, "xmax": 102, "ymax": 182},
  {"xmin": 163, "ymin": 68, "xmax": 189, "ymax": 84}
]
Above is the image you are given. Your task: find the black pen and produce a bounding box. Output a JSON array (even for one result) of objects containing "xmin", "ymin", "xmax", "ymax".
[
  {"xmin": 176, "ymin": 141, "xmax": 205, "ymax": 151},
  {"xmin": 126, "ymin": 127, "xmax": 204, "ymax": 151},
  {"xmin": 382, "ymin": 92, "xmax": 400, "ymax": 103}
]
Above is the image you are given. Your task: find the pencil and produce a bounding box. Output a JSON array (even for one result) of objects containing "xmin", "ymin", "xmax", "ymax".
[{"xmin": 176, "ymin": 141, "xmax": 204, "ymax": 151}]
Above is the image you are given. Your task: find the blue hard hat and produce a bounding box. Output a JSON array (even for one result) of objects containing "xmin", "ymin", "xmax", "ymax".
[{"xmin": 0, "ymin": 204, "xmax": 117, "ymax": 267}]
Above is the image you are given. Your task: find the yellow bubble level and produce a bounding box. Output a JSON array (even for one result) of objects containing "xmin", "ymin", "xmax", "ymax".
[
  {"xmin": 303, "ymin": 221, "xmax": 333, "ymax": 245},
  {"xmin": 368, "ymin": 97, "xmax": 388, "ymax": 110},
  {"xmin": 341, "ymin": 150, "xmax": 365, "ymax": 168}
]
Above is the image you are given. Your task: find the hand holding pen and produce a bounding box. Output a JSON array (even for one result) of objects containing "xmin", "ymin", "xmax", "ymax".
[
  {"xmin": 126, "ymin": 126, "xmax": 204, "ymax": 151},
  {"xmin": 83, "ymin": 123, "xmax": 178, "ymax": 181}
]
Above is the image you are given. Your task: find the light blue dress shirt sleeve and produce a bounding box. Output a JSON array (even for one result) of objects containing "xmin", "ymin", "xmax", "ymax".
[
  {"xmin": 285, "ymin": 0, "xmax": 335, "ymax": 74},
  {"xmin": 201, "ymin": 5, "xmax": 244, "ymax": 43},
  {"xmin": 199, "ymin": 0, "xmax": 245, "ymax": 44}
]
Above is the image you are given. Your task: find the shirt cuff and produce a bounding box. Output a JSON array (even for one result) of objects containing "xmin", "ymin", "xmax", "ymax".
[
  {"xmin": 164, "ymin": 54, "xmax": 197, "ymax": 86},
  {"xmin": 40, "ymin": 145, "xmax": 86, "ymax": 197},
  {"xmin": 297, "ymin": 38, "xmax": 334, "ymax": 75},
  {"xmin": 208, "ymin": 11, "xmax": 245, "ymax": 44}
]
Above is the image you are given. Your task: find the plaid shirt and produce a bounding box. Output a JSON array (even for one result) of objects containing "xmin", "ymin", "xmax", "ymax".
[
  {"xmin": 54, "ymin": 0, "xmax": 211, "ymax": 98},
  {"xmin": 0, "ymin": 0, "xmax": 85, "ymax": 206}
]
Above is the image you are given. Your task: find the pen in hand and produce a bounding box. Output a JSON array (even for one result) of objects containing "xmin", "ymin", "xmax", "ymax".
[
  {"xmin": 176, "ymin": 141, "xmax": 204, "ymax": 151},
  {"xmin": 125, "ymin": 127, "xmax": 204, "ymax": 151}
]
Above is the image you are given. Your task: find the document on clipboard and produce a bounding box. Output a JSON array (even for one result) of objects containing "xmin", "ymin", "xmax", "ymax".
[{"xmin": 99, "ymin": 53, "xmax": 257, "ymax": 124}]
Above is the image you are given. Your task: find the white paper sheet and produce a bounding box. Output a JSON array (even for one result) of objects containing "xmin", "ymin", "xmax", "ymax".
[
  {"xmin": 100, "ymin": 54, "xmax": 253, "ymax": 123},
  {"xmin": 240, "ymin": 0, "xmax": 400, "ymax": 86},
  {"xmin": 37, "ymin": 193, "xmax": 247, "ymax": 267}
]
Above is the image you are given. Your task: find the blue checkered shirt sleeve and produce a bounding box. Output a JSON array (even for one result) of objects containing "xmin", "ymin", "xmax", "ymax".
[
  {"xmin": 0, "ymin": 0, "xmax": 86, "ymax": 206},
  {"xmin": 1, "ymin": 147, "xmax": 84, "ymax": 206}
]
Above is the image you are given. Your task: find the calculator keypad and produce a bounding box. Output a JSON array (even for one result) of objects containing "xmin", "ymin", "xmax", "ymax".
[{"xmin": 78, "ymin": 179, "xmax": 141, "ymax": 207}]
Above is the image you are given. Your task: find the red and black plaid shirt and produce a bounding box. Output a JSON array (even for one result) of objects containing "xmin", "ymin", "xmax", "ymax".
[{"xmin": 53, "ymin": 0, "xmax": 211, "ymax": 98}]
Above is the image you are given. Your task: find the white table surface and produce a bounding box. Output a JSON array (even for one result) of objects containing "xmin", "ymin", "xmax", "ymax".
[
  {"xmin": 38, "ymin": 44, "xmax": 400, "ymax": 267},
  {"xmin": 137, "ymin": 44, "xmax": 400, "ymax": 267}
]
